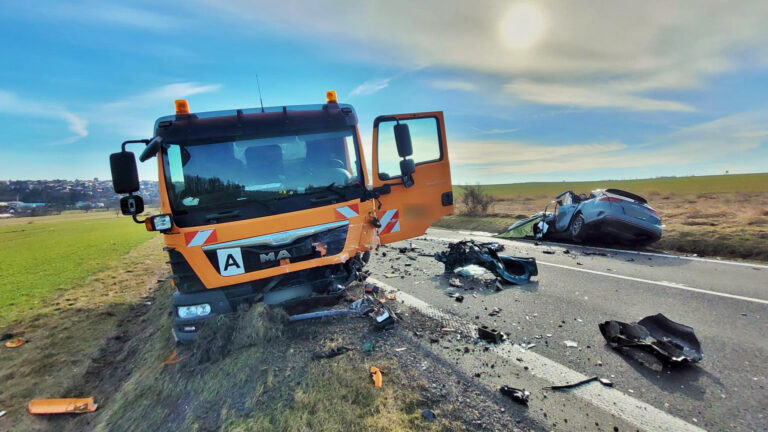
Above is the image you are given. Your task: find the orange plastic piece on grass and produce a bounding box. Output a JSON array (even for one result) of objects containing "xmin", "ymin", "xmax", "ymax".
[
  {"xmin": 28, "ymin": 397, "xmax": 98, "ymax": 415},
  {"xmin": 163, "ymin": 349, "xmax": 189, "ymax": 366},
  {"xmin": 4, "ymin": 337, "xmax": 25, "ymax": 348},
  {"xmin": 369, "ymin": 366, "xmax": 383, "ymax": 388}
]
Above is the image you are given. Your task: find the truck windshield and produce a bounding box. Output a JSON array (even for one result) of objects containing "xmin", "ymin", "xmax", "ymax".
[{"xmin": 162, "ymin": 127, "xmax": 363, "ymax": 215}]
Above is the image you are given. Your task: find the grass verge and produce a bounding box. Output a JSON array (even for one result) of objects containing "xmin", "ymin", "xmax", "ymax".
[{"xmin": 0, "ymin": 212, "xmax": 155, "ymax": 326}]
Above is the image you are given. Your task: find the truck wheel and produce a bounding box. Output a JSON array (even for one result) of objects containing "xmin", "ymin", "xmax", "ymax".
[{"xmin": 570, "ymin": 214, "xmax": 586, "ymax": 242}]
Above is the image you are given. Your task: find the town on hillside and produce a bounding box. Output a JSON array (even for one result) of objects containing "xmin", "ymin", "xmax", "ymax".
[{"xmin": 0, "ymin": 179, "xmax": 159, "ymax": 217}]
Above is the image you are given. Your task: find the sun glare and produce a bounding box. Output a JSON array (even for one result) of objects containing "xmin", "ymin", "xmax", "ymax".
[{"xmin": 499, "ymin": 2, "xmax": 546, "ymax": 49}]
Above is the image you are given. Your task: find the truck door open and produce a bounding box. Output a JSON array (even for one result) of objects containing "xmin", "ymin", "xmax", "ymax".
[{"xmin": 372, "ymin": 112, "xmax": 453, "ymax": 244}]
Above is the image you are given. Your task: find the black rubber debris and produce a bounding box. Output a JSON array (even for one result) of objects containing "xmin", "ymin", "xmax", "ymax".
[
  {"xmin": 421, "ymin": 409, "xmax": 436, "ymax": 422},
  {"xmin": 499, "ymin": 385, "xmax": 530, "ymax": 405},
  {"xmin": 599, "ymin": 313, "xmax": 703, "ymax": 365},
  {"xmin": 312, "ymin": 346, "xmax": 352, "ymax": 360},
  {"xmin": 543, "ymin": 376, "xmax": 614, "ymax": 391}
]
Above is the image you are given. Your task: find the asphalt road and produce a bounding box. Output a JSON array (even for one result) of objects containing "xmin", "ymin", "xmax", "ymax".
[{"xmin": 366, "ymin": 228, "xmax": 768, "ymax": 432}]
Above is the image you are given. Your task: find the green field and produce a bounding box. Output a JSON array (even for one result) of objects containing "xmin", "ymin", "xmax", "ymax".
[
  {"xmin": 0, "ymin": 213, "xmax": 155, "ymax": 326},
  {"xmin": 458, "ymin": 172, "xmax": 768, "ymax": 197}
]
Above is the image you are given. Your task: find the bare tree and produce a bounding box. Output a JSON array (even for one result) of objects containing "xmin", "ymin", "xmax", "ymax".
[{"xmin": 460, "ymin": 184, "xmax": 494, "ymax": 216}]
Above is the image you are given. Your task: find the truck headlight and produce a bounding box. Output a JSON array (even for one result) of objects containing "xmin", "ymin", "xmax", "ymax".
[
  {"xmin": 177, "ymin": 303, "xmax": 211, "ymax": 319},
  {"xmin": 145, "ymin": 214, "xmax": 173, "ymax": 232}
]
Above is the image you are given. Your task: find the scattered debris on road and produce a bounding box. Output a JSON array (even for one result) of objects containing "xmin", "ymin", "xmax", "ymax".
[
  {"xmin": 435, "ymin": 240, "xmax": 538, "ymax": 285},
  {"xmin": 544, "ymin": 376, "xmax": 614, "ymax": 391},
  {"xmin": 369, "ymin": 366, "xmax": 383, "ymax": 388},
  {"xmin": 28, "ymin": 397, "xmax": 98, "ymax": 415},
  {"xmin": 313, "ymin": 346, "xmax": 352, "ymax": 360},
  {"xmin": 599, "ymin": 313, "xmax": 703, "ymax": 365},
  {"xmin": 499, "ymin": 385, "xmax": 530, "ymax": 405}
]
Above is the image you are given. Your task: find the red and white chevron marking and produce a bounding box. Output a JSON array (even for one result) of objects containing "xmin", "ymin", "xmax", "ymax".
[
  {"xmin": 378, "ymin": 209, "xmax": 400, "ymax": 234},
  {"xmin": 184, "ymin": 229, "xmax": 218, "ymax": 247},
  {"xmin": 335, "ymin": 204, "xmax": 359, "ymax": 220}
]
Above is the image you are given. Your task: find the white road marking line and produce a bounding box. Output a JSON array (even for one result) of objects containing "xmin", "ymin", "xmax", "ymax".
[
  {"xmin": 430, "ymin": 228, "xmax": 768, "ymax": 269},
  {"xmin": 368, "ymin": 277, "xmax": 705, "ymax": 432},
  {"xmin": 539, "ymin": 261, "xmax": 768, "ymax": 305}
]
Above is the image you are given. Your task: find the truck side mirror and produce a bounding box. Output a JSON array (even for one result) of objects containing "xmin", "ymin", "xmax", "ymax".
[
  {"xmin": 399, "ymin": 158, "xmax": 415, "ymax": 188},
  {"xmin": 394, "ymin": 123, "xmax": 413, "ymax": 157},
  {"xmin": 119, "ymin": 195, "xmax": 144, "ymax": 216},
  {"xmin": 109, "ymin": 151, "xmax": 140, "ymax": 194}
]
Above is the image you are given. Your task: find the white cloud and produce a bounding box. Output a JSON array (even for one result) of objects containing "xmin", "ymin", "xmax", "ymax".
[
  {"xmin": 448, "ymin": 111, "xmax": 768, "ymax": 182},
  {"xmin": 349, "ymin": 78, "xmax": 391, "ymax": 97},
  {"xmin": 96, "ymin": 82, "xmax": 222, "ymax": 135},
  {"xmin": 0, "ymin": 89, "xmax": 88, "ymax": 145},
  {"xmin": 429, "ymin": 80, "xmax": 478, "ymax": 92},
  {"xmin": 208, "ymin": 0, "xmax": 768, "ymax": 112},
  {"xmin": 505, "ymin": 80, "xmax": 696, "ymax": 112},
  {"xmin": 42, "ymin": 2, "xmax": 188, "ymax": 30}
]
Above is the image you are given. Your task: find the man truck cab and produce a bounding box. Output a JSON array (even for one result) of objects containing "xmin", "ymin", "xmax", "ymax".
[{"xmin": 110, "ymin": 91, "xmax": 453, "ymax": 342}]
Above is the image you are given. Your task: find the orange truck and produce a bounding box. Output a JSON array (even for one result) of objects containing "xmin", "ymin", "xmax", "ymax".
[{"xmin": 109, "ymin": 91, "xmax": 453, "ymax": 342}]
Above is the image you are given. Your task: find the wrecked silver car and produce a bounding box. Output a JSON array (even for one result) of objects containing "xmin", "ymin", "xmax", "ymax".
[{"xmin": 500, "ymin": 189, "xmax": 662, "ymax": 245}]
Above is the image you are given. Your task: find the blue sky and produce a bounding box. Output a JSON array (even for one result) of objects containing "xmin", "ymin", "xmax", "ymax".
[{"xmin": 1, "ymin": 0, "xmax": 767, "ymax": 184}]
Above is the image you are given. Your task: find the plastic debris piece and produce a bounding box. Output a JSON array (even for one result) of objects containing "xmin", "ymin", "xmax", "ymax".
[
  {"xmin": 455, "ymin": 264, "xmax": 491, "ymax": 278},
  {"xmin": 0, "ymin": 410, "xmax": 5, "ymax": 418},
  {"xmin": 449, "ymin": 278, "xmax": 463, "ymax": 288},
  {"xmin": 421, "ymin": 409, "xmax": 436, "ymax": 422},
  {"xmin": 499, "ymin": 385, "xmax": 530, "ymax": 405},
  {"xmin": 313, "ymin": 346, "xmax": 352, "ymax": 360},
  {"xmin": 0, "ymin": 333, "xmax": 13, "ymax": 342},
  {"xmin": 394, "ymin": 347, "xmax": 406, "ymax": 352},
  {"xmin": 544, "ymin": 376, "xmax": 613, "ymax": 391},
  {"xmin": 163, "ymin": 349, "xmax": 189, "ymax": 365},
  {"xmin": 4, "ymin": 338, "xmax": 25, "ymax": 348},
  {"xmin": 369, "ymin": 366, "xmax": 383, "ymax": 388},
  {"xmin": 478, "ymin": 326, "xmax": 503, "ymax": 343},
  {"xmin": 28, "ymin": 397, "xmax": 98, "ymax": 415},
  {"xmin": 599, "ymin": 313, "xmax": 703, "ymax": 365},
  {"xmin": 564, "ymin": 340, "xmax": 578, "ymax": 348},
  {"xmin": 362, "ymin": 342, "xmax": 374, "ymax": 352},
  {"xmin": 454, "ymin": 295, "xmax": 464, "ymax": 303}
]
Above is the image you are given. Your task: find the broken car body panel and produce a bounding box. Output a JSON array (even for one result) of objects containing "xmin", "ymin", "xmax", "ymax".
[
  {"xmin": 435, "ymin": 240, "xmax": 538, "ymax": 285},
  {"xmin": 599, "ymin": 313, "xmax": 703, "ymax": 365}
]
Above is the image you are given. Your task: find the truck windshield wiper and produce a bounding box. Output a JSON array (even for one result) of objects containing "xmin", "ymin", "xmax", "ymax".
[{"xmin": 307, "ymin": 182, "xmax": 347, "ymax": 201}]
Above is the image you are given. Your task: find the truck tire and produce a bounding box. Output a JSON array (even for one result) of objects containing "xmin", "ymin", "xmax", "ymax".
[{"xmin": 570, "ymin": 214, "xmax": 587, "ymax": 243}]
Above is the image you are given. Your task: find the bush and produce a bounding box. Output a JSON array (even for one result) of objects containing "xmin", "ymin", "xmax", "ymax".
[{"xmin": 460, "ymin": 184, "xmax": 494, "ymax": 216}]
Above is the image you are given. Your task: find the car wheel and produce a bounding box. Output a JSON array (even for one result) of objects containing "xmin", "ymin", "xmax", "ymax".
[{"xmin": 570, "ymin": 214, "xmax": 586, "ymax": 242}]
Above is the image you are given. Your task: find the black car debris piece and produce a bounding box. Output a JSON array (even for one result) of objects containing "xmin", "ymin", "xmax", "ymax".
[
  {"xmin": 435, "ymin": 240, "xmax": 538, "ymax": 285},
  {"xmin": 312, "ymin": 346, "xmax": 352, "ymax": 360},
  {"xmin": 478, "ymin": 325, "xmax": 503, "ymax": 343},
  {"xmin": 499, "ymin": 385, "xmax": 530, "ymax": 405},
  {"xmin": 543, "ymin": 376, "xmax": 613, "ymax": 391},
  {"xmin": 599, "ymin": 313, "xmax": 703, "ymax": 365}
]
